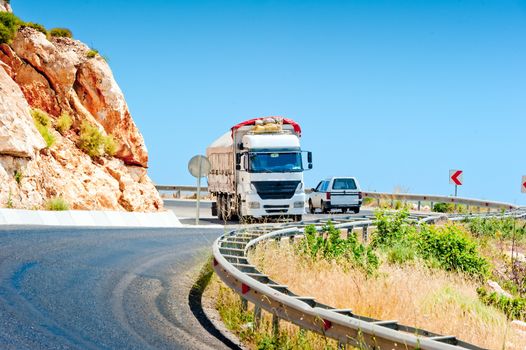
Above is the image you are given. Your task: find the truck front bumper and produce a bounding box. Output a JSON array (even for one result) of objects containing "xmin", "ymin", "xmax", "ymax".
[{"xmin": 242, "ymin": 193, "xmax": 306, "ymax": 218}]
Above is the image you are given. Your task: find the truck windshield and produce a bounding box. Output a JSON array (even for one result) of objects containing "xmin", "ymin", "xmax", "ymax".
[{"xmin": 249, "ymin": 152, "xmax": 303, "ymax": 173}]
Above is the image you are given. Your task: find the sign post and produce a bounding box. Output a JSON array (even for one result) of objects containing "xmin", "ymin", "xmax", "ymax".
[
  {"xmin": 188, "ymin": 155, "xmax": 211, "ymax": 225},
  {"xmin": 449, "ymin": 169, "xmax": 463, "ymax": 197}
]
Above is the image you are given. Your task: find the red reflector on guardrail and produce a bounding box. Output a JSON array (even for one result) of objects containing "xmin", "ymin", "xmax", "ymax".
[
  {"xmin": 242, "ymin": 283, "xmax": 250, "ymax": 294},
  {"xmin": 323, "ymin": 319, "xmax": 332, "ymax": 331},
  {"xmin": 213, "ymin": 258, "xmax": 218, "ymax": 266}
]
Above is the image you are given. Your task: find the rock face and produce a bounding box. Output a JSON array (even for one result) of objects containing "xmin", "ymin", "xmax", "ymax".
[
  {"xmin": 0, "ymin": 0, "xmax": 11, "ymax": 12},
  {"xmin": 0, "ymin": 25, "xmax": 162, "ymax": 211}
]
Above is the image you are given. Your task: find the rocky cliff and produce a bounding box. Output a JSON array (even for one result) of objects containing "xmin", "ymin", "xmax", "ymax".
[{"xmin": 0, "ymin": 2, "xmax": 162, "ymax": 211}]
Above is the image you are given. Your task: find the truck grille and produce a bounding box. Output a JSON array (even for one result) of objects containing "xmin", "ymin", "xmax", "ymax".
[{"xmin": 253, "ymin": 181, "xmax": 300, "ymax": 200}]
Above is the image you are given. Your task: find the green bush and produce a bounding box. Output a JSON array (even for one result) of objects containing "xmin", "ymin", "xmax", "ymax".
[
  {"xmin": 21, "ymin": 22, "xmax": 47, "ymax": 35},
  {"xmin": 45, "ymin": 197, "xmax": 69, "ymax": 211},
  {"xmin": 31, "ymin": 108, "xmax": 55, "ymax": 148},
  {"xmin": 78, "ymin": 121, "xmax": 105, "ymax": 157},
  {"xmin": 55, "ymin": 112, "xmax": 73, "ymax": 135},
  {"xmin": 433, "ymin": 202, "xmax": 456, "ymax": 213},
  {"xmin": 477, "ymin": 287, "xmax": 526, "ymax": 320},
  {"xmin": 417, "ymin": 224, "xmax": 489, "ymax": 278},
  {"xmin": 103, "ymin": 134, "xmax": 118, "ymax": 156},
  {"xmin": 49, "ymin": 27, "xmax": 72, "ymax": 38},
  {"xmin": 372, "ymin": 210, "xmax": 488, "ymax": 278},
  {"xmin": 86, "ymin": 49, "xmax": 98, "ymax": 58},
  {"xmin": 371, "ymin": 209, "xmax": 413, "ymax": 248},
  {"xmin": 0, "ymin": 11, "xmax": 22, "ymax": 44},
  {"xmin": 466, "ymin": 217, "xmax": 526, "ymax": 240},
  {"xmin": 386, "ymin": 242, "xmax": 417, "ymax": 264},
  {"xmin": 300, "ymin": 221, "xmax": 379, "ymax": 274},
  {"xmin": 14, "ymin": 169, "xmax": 22, "ymax": 185}
]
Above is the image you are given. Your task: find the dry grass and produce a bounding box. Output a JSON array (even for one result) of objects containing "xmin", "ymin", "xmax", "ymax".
[
  {"xmin": 249, "ymin": 241, "xmax": 526, "ymax": 350},
  {"xmin": 207, "ymin": 273, "xmax": 338, "ymax": 349}
]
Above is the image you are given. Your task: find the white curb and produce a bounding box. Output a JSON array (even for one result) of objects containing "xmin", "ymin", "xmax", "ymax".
[{"xmin": 0, "ymin": 208, "xmax": 182, "ymax": 228}]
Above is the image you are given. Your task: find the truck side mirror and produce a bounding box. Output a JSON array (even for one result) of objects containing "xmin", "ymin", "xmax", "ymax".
[
  {"xmin": 236, "ymin": 164, "xmax": 241, "ymax": 170},
  {"xmin": 307, "ymin": 152, "xmax": 312, "ymax": 163},
  {"xmin": 308, "ymin": 163, "xmax": 313, "ymax": 169},
  {"xmin": 235, "ymin": 153, "xmax": 241, "ymax": 169}
]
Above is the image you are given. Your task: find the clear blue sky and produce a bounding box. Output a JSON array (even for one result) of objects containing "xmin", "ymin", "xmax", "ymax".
[{"xmin": 13, "ymin": 0, "xmax": 526, "ymax": 204}]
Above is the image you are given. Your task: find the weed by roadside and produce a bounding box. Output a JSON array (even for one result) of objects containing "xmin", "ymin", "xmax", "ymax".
[
  {"xmin": 299, "ymin": 221, "xmax": 378, "ymax": 275},
  {"xmin": 45, "ymin": 197, "xmax": 69, "ymax": 211}
]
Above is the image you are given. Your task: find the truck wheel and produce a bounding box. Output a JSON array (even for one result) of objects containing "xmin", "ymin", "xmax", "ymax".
[
  {"xmin": 211, "ymin": 201, "xmax": 218, "ymax": 217},
  {"xmin": 353, "ymin": 207, "xmax": 360, "ymax": 214},
  {"xmin": 216, "ymin": 195, "xmax": 223, "ymax": 221},
  {"xmin": 223, "ymin": 194, "xmax": 232, "ymax": 221},
  {"xmin": 308, "ymin": 200, "xmax": 315, "ymax": 214},
  {"xmin": 294, "ymin": 215, "xmax": 302, "ymax": 222}
]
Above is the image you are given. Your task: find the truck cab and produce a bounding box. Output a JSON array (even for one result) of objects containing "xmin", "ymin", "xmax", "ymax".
[{"xmin": 207, "ymin": 117, "xmax": 312, "ymax": 222}]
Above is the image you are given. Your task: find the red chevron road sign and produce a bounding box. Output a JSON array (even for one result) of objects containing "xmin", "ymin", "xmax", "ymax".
[
  {"xmin": 522, "ymin": 176, "xmax": 526, "ymax": 193},
  {"xmin": 449, "ymin": 170, "xmax": 463, "ymax": 186}
]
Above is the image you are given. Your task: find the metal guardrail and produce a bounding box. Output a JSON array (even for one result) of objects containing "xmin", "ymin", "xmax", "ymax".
[
  {"xmin": 211, "ymin": 211, "xmax": 525, "ymax": 350},
  {"xmin": 362, "ymin": 191, "xmax": 518, "ymax": 210},
  {"xmin": 155, "ymin": 185, "xmax": 518, "ymax": 210}
]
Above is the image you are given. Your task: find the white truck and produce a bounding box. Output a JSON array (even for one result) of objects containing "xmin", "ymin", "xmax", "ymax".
[{"xmin": 207, "ymin": 117, "xmax": 312, "ymax": 222}]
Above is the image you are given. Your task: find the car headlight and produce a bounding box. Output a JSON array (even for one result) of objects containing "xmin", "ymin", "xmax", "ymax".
[
  {"xmin": 249, "ymin": 202, "xmax": 260, "ymax": 209},
  {"xmin": 294, "ymin": 201, "xmax": 304, "ymax": 208}
]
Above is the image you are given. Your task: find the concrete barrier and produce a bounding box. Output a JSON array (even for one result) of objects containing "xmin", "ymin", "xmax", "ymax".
[{"xmin": 0, "ymin": 209, "xmax": 181, "ymax": 228}]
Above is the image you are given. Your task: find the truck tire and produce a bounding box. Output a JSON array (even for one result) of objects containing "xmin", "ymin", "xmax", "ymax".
[
  {"xmin": 211, "ymin": 201, "xmax": 218, "ymax": 217},
  {"xmin": 308, "ymin": 200, "xmax": 315, "ymax": 214},
  {"xmin": 353, "ymin": 207, "xmax": 360, "ymax": 214},
  {"xmin": 223, "ymin": 194, "xmax": 231, "ymax": 221},
  {"xmin": 293, "ymin": 215, "xmax": 302, "ymax": 222},
  {"xmin": 217, "ymin": 195, "xmax": 223, "ymax": 221}
]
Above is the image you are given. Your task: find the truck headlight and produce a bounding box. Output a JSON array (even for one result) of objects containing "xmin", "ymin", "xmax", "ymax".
[
  {"xmin": 294, "ymin": 201, "xmax": 304, "ymax": 208},
  {"xmin": 249, "ymin": 202, "xmax": 260, "ymax": 209}
]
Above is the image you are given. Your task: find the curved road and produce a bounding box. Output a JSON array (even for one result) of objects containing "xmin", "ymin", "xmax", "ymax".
[
  {"xmin": 0, "ymin": 206, "xmax": 373, "ymax": 349},
  {"xmin": 0, "ymin": 226, "xmax": 229, "ymax": 350}
]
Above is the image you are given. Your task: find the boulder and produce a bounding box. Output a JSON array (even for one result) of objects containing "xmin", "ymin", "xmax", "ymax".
[{"xmin": 0, "ymin": 66, "xmax": 45, "ymax": 158}]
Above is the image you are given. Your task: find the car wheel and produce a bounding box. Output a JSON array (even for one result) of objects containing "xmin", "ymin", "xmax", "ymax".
[
  {"xmin": 309, "ymin": 200, "xmax": 315, "ymax": 214},
  {"xmin": 321, "ymin": 201, "xmax": 329, "ymax": 214}
]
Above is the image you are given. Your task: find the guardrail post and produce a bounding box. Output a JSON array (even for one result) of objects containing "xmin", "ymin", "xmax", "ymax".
[
  {"xmin": 362, "ymin": 225, "xmax": 368, "ymax": 243},
  {"xmin": 417, "ymin": 201, "xmax": 421, "ymax": 211},
  {"xmin": 338, "ymin": 340, "xmax": 347, "ymax": 350},
  {"xmin": 430, "ymin": 201, "xmax": 434, "ymax": 210},
  {"xmin": 272, "ymin": 313, "xmax": 280, "ymax": 336},
  {"xmin": 254, "ymin": 305, "xmax": 262, "ymax": 329},
  {"xmin": 376, "ymin": 198, "xmax": 380, "ymax": 207},
  {"xmin": 240, "ymin": 297, "xmax": 248, "ymax": 312}
]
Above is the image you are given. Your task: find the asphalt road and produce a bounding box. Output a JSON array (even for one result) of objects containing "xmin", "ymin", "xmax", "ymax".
[
  {"xmin": 0, "ymin": 202, "xmax": 373, "ymax": 350},
  {"xmin": 0, "ymin": 226, "xmax": 229, "ymax": 350},
  {"xmin": 163, "ymin": 199, "xmax": 374, "ymax": 226}
]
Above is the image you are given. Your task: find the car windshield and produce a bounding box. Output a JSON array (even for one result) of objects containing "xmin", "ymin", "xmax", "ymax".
[
  {"xmin": 249, "ymin": 152, "xmax": 303, "ymax": 173},
  {"xmin": 332, "ymin": 178, "xmax": 357, "ymax": 190}
]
